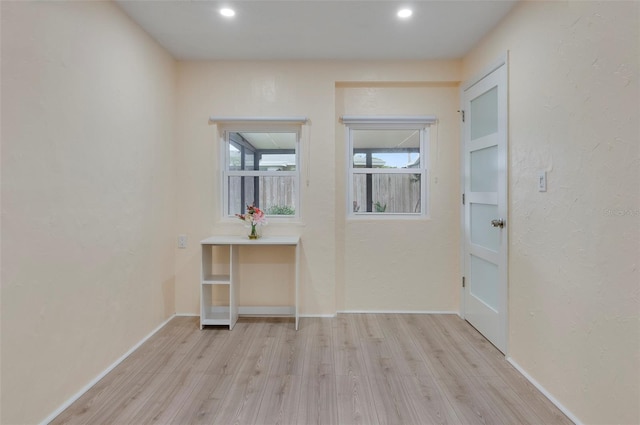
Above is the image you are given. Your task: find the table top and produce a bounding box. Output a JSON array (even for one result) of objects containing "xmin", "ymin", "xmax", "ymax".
[{"xmin": 201, "ymin": 235, "xmax": 300, "ymax": 246}]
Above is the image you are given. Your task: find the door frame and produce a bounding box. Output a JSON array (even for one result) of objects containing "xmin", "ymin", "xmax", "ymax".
[{"xmin": 460, "ymin": 52, "xmax": 509, "ymax": 354}]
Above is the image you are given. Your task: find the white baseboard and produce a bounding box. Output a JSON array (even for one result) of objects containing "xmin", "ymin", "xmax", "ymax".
[
  {"xmin": 337, "ymin": 310, "xmax": 458, "ymax": 315},
  {"xmin": 506, "ymin": 357, "xmax": 582, "ymax": 425},
  {"xmin": 201, "ymin": 306, "xmax": 295, "ymax": 317},
  {"xmin": 40, "ymin": 314, "xmax": 176, "ymax": 425},
  {"xmin": 186, "ymin": 310, "xmax": 459, "ymax": 318}
]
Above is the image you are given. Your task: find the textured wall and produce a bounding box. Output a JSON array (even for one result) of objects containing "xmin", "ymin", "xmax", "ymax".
[
  {"xmin": 463, "ymin": 2, "xmax": 640, "ymax": 424},
  {"xmin": 173, "ymin": 61, "xmax": 461, "ymax": 316},
  {"xmin": 335, "ymin": 84, "xmax": 461, "ymax": 312},
  {"xmin": 0, "ymin": 2, "xmax": 177, "ymax": 424},
  {"xmin": 174, "ymin": 61, "xmax": 337, "ymax": 316}
]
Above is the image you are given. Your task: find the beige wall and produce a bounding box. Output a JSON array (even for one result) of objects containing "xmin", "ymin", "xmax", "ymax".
[
  {"xmin": 4, "ymin": 1, "xmax": 637, "ymax": 424},
  {"xmin": 173, "ymin": 61, "xmax": 462, "ymax": 316},
  {"xmin": 0, "ymin": 2, "xmax": 177, "ymax": 424},
  {"xmin": 335, "ymin": 83, "xmax": 461, "ymax": 311},
  {"xmin": 463, "ymin": 2, "xmax": 640, "ymax": 424}
]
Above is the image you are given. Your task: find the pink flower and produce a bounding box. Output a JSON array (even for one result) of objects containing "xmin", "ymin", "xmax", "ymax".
[
  {"xmin": 236, "ymin": 204, "xmax": 267, "ymax": 226},
  {"xmin": 253, "ymin": 209, "xmax": 267, "ymax": 224}
]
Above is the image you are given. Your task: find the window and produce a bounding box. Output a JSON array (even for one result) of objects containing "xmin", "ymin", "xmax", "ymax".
[
  {"xmin": 221, "ymin": 125, "xmax": 301, "ymax": 218},
  {"xmin": 343, "ymin": 116, "xmax": 436, "ymax": 216}
]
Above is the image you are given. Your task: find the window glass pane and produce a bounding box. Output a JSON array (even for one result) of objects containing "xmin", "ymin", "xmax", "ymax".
[
  {"xmin": 227, "ymin": 176, "xmax": 256, "ymax": 216},
  {"xmin": 260, "ymin": 176, "xmax": 296, "ymax": 215},
  {"xmin": 245, "ymin": 151, "xmax": 255, "ymax": 170},
  {"xmin": 227, "ymin": 176, "xmax": 296, "ymax": 216},
  {"xmin": 259, "ymin": 153, "xmax": 296, "ymax": 171},
  {"xmin": 225, "ymin": 126, "xmax": 299, "ymax": 219},
  {"xmin": 244, "ymin": 177, "xmax": 256, "ymax": 210},
  {"xmin": 228, "ymin": 144, "xmax": 256, "ymax": 171},
  {"xmin": 352, "ymin": 174, "xmax": 366, "ymax": 212},
  {"xmin": 352, "ymin": 129, "xmax": 420, "ymax": 169},
  {"xmin": 229, "ymin": 131, "xmax": 297, "ymax": 171},
  {"xmin": 352, "ymin": 173, "xmax": 421, "ymax": 213},
  {"xmin": 228, "ymin": 143, "xmax": 242, "ymax": 171}
]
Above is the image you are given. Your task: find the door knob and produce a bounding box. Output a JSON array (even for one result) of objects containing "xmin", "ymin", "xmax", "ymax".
[{"xmin": 491, "ymin": 218, "xmax": 505, "ymax": 228}]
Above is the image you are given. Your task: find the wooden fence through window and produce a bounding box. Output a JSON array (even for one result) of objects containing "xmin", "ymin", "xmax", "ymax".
[{"xmin": 229, "ymin": 174, "xmax": 420, "ymax": 215}]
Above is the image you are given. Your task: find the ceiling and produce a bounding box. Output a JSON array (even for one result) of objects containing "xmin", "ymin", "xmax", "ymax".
[{"xmin": 115, "ymin": 0, "xmax": 518, "ymax": 61}]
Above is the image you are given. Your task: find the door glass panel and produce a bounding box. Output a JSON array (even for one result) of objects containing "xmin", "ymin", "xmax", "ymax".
[
  {"xmin": 470, "ymin": 145, "xmax": 498, "ymax": 192},
  {"xmin": 470, "ymin": 86, "xmax": 498, "ymax": 140},
  {"xmin": 471, "ymin": 203, "xmax": 499, "ymax": 251},
  {"xmin": 470, "ymin": 254, "xmax": 498, "ymax": 311}
]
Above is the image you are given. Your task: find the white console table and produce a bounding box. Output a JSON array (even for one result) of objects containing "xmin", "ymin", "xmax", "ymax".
[{"xmin": 200, "ymin": 235, "xmax": 300, "ymax": 330}]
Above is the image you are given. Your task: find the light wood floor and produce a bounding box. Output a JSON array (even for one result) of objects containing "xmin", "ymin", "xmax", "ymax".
[{"xmin": 51, "ymin": 314, "xmax": 573, "ymax": 425}]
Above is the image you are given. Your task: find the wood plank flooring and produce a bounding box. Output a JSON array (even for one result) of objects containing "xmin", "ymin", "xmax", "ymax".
[{"xmin": 51, "ymin": 315, "xmax": 573, "ymax": 425}]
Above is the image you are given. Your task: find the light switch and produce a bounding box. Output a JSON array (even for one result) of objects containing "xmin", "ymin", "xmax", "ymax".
[{"xmin": 538, "ymin": 170, "xmax": 547, "ymax": 192}]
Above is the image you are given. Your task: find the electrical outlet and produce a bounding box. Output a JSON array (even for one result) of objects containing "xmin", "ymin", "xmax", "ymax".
[
  {"xmin": 178, "ymin": 234, "xmax": 187, "ymax": 249},
  {"xmin": 538, "ymin": 170, "xmax": 547, "ymax": 192}
]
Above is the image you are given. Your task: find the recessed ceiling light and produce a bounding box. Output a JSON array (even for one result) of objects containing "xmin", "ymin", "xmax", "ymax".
[
  {"xmin": 220, "ymin": 8, "xmax": 235, "ymax": 17},
  {"xmin": 397, "ymin": 8, "xmax": 413, "ymax": 18}
]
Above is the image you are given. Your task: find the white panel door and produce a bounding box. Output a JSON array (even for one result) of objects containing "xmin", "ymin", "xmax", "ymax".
[{"xmin": 462, "ymin": 60, "xmax": 508, "ymax": 353}]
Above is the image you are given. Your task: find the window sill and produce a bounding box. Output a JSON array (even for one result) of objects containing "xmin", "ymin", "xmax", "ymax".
[{"xmin": 219, "ymin": 217, "xmax": 306, "ymax": 226}]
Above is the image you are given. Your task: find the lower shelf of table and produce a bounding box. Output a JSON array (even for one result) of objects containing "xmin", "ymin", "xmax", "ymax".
[
  {"xmin": 200, "ymin": 305, "xmax": 296, "ymax": 328},
  {"xmin": 201, "ymin": 310, "xmax": 231, "ymax": 324}
]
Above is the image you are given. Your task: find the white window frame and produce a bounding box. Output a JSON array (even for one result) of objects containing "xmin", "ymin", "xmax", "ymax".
[
  {"xmin": 342, "ymin": 115, "xmax": 436, "ymax": 218},
  {"xmin": 220, "ymin": 123, "xmax": 302, "ymax": 221}
]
